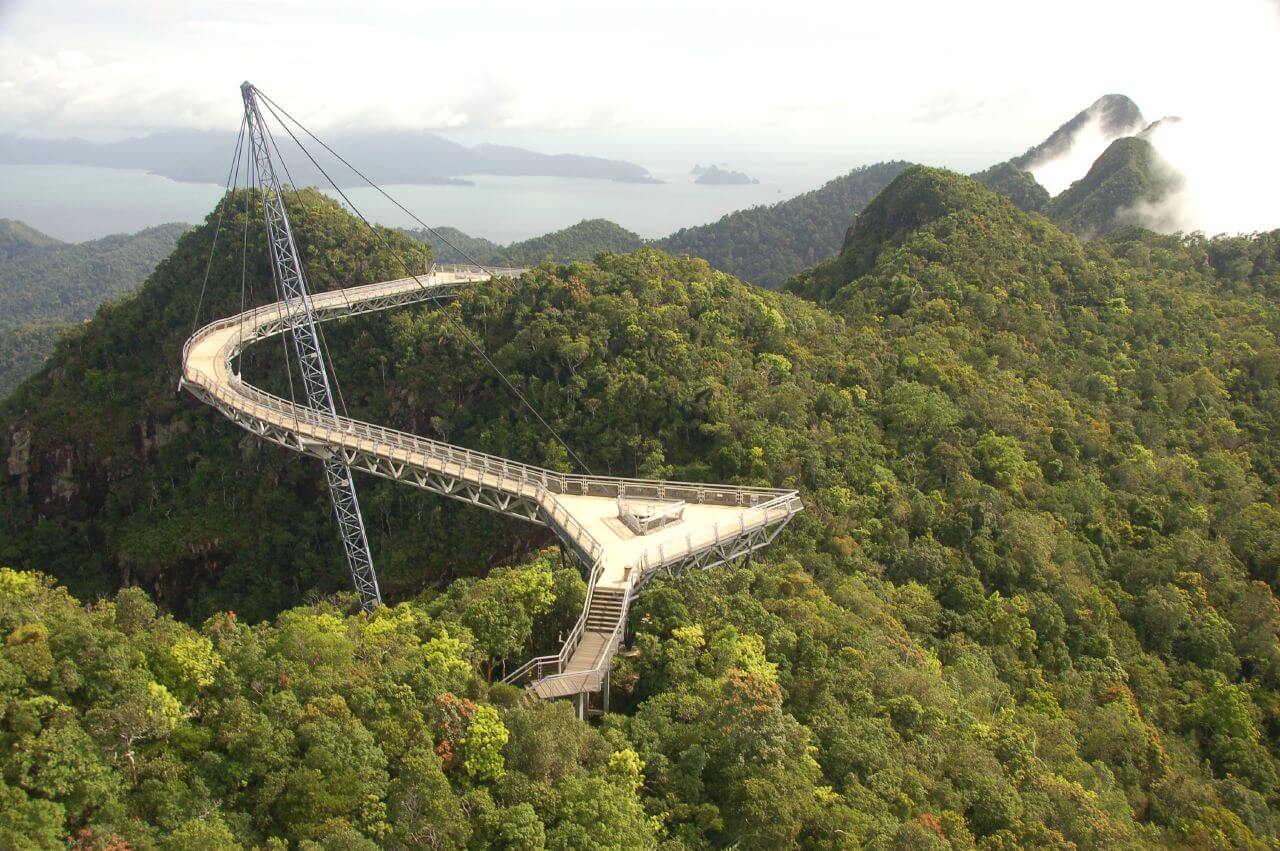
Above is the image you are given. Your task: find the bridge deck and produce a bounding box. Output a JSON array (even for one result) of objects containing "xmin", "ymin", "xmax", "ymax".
[{"xmin": 181, "ymin": 267, "xmax": 801, "ymax": 708}]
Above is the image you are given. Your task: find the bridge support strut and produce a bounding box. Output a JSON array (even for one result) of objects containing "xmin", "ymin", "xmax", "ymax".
[{"xmin": 241, "ymin": 82, "xmax": 382, "ymax": 610}]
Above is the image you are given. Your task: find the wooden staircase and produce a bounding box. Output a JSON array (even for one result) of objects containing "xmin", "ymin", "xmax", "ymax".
[
  {"xmin": 585, "ymin": 587, "xmax": 627, "ymax": 632},
  {"xmin": 527, "ymin": 587, "xmax": 629, "ymax": 704}
]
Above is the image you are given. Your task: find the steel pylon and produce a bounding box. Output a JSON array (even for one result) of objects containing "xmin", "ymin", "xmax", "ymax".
[{"xmin": 241, "ymin": 81, "xmax": 382, "ymax": 610}]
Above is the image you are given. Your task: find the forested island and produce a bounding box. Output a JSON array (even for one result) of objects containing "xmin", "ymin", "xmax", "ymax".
[{"xmin": 691, "ymin": 164, "xmax": 759, "ymax": 185}]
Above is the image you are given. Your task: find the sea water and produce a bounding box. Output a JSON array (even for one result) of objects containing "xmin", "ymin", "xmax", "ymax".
[{"xmin": 0, "ymin": 163, "xmax": 819, "ymax": 244}]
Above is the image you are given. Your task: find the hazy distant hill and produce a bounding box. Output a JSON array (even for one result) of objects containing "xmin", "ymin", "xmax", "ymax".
[
  {"xmin": 0, "ymin": 128, "xmax": 660, "ymax": 186},
  {"xmin": 0, "ymin": 221, "xmax": 187, "ymax": 324},
  {"xmin": 0, "ymin": 217, "xmax": 63, "ymax": 261},
  {"xmin": 692, "ymin": 164, "xmax": 758, "ymax": 185},
  {"xmin": 973, "ymin": 94, "xmax": 1145, "ymax": 215},
  {"xmin": 655, "ymin": 161, "xmax": 914, "ymax": 289},
  {"xmin": 0, "ymin": 219, "xmax": 186, "ymax": 396},
  {"xmin": 969, "ymin": 94, "xmax": 1191, "ymax": 238}
]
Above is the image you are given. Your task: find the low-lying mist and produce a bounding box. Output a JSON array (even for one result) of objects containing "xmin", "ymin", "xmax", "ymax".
[
  {"xmin": 1026, "ymin": 107, "xmax": 1145, "ymax": 196},
  {"xmin": 1137, "ymin": 116, "xmax": 1280, "ymax": 235}
]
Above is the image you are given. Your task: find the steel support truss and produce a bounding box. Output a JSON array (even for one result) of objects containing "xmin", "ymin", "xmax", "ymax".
[{"xmin": 241, "ymin": 82, "xmax": 382, "ymax": 610}]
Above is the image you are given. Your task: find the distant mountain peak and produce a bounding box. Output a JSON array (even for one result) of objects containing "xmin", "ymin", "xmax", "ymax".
[
  {"xmin": 1086, "ymin": 94, "xmax": 1146, "ymax": 136},
  {"xmin": 1010, "ymin": 94, "xmax": 1148, "ymax": 196},
  {"xmin": 1013, "ymin": 94, "xmax": 1146, "ymax": 171}
]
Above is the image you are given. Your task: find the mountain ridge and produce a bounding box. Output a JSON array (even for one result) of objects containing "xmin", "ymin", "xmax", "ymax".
[
  {"xmin": 654, "ymin": 160, "xmax": 914, "ymax": 289},
  {"xmin": 406, "ymin": 218, "xmax": 643, "ymax": 267},
  {"xmin": 0, "ymin": 220, "xmax": 187, "ymax": 397},
  {"xmin": 0, "ymin": 128, "xmax": 660, "ymax": 186}
]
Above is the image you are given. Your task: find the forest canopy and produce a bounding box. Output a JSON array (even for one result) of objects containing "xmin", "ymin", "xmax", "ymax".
[
  {"xmin": 0, "ymin": 220, "xmax": 186, "ymax": 398},
  {"xmin": 4, "ymin": 172, "xmax": 1280, "ymax": 846}
]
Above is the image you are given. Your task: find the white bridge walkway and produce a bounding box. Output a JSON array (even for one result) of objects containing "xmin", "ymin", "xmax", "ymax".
[{"xmin": 181, "ymin": 266, "xmax": 801, "ymax": 712}]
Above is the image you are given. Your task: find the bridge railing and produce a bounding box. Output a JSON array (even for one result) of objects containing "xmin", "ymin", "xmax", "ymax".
[
  {"xmin": 501, "ymin": 557, "xmax": 635, "ymax": 695},
  {"xmin": 502, "ymin": 552, "xmax": 608, "ymax": 689},
  {"xmin": 192, "ymin": 368, "xmax": 611, "ymax": 578},
  {"xmin": 183, "ymin": 279, "xmax": 797, "ymax": 511},
  {"xmin": 430, "ymin": 263, "xmax": 529, "ymax": 278}
]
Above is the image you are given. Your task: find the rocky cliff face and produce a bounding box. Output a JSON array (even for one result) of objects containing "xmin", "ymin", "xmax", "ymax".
[{"xmin": 3, "ymin": 424, "xmax": 108, "ymax": 520}]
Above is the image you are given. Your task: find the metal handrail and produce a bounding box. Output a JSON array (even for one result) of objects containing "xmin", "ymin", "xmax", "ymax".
[
  {"xmin": 513, "ymin": 569, "xmax": 636, "ymax": 694},
  {"xmin": 182, "ymin": 274, "xmax": 797, "ymax": 511},
  {"xmin": 502, "ymin": 553, "xmax": 607, "ymax": 687}
]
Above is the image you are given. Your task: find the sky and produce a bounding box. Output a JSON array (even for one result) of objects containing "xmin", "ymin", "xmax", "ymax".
[{"xmin": 2, "ymin": 0, "xmax": 1279, "ymax": 232}]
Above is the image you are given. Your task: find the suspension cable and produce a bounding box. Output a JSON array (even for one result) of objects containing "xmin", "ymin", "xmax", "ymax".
[
  {"xmin": 255, "ymin": 94, "xmax": 592, "ymax": 475},
  {"xmin": 192, "ymin": 114, "xmax": 248, "ymax": 336},
  {"xmin": 256, "ymin": 116, "xmax": 353, "ymax": 418},
  {"xmin": 255, "ymin": 87, "xmax": 511, "ymax": 289}
]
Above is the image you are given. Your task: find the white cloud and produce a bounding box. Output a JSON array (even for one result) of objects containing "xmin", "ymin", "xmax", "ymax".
[
  {"xmin": 0, "ymin": 0, "xmax": 1278, "ymax": 232},
  {"xmin": 1123, "ymin": 1, "xmax": 1280, "ymax": 235},
  {"xmin": 1026, "ymin": 110, "xmax": 1145, "ymax": 196}
]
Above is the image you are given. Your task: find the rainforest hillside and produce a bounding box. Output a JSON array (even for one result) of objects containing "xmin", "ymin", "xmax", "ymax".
[
  {"xmin": 5, "ymin": 174, "xmax": 1280, "ymax": 845},
  {"xmin": 654, "ymin": 161, "xmax": 913, "ymax": 289},
  {"xmin": 0, "ymin": 220, "xmax": 187, "ymax": 397},
  {"xmin": 971, "ymin": 161, "xmax": 1050, "ymax": 214},
  {"xmin": 406, "ymin": 225, "xmax": 503, "ymax": 264},
  {"xmin": 0, "ymin": 322, "xmax": 69, "ymax": 400}
]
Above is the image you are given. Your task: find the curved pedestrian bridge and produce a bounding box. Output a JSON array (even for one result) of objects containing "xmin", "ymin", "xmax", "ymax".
[{"xmin": 181, "ymin": 265, "xmax": 802, "ymax": 713}]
